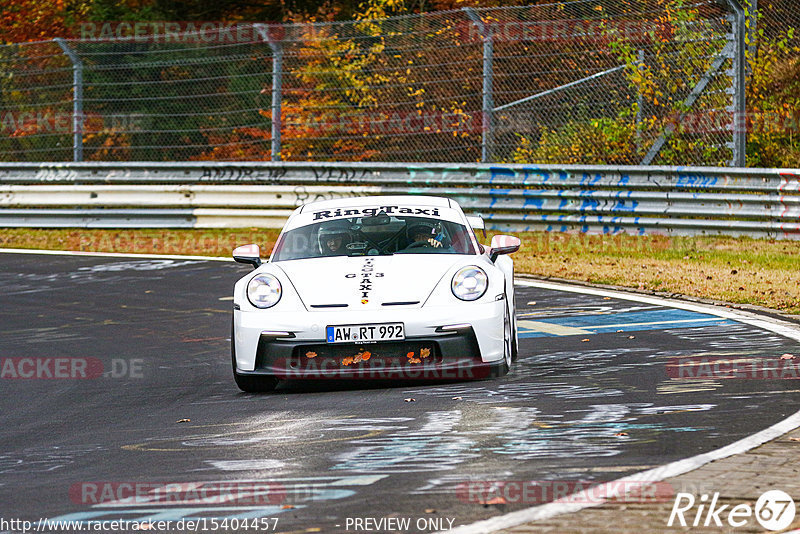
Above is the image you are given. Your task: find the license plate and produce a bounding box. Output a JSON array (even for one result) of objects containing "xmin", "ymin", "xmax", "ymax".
[{"xmin": 326, "ymin": 323, "xmax": 405, "ymax": 344}]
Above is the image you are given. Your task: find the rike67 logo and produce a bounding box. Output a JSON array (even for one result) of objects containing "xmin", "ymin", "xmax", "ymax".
[{"xmin": 668, "ymin": 490, "xmax": 796, "ymax": 531}]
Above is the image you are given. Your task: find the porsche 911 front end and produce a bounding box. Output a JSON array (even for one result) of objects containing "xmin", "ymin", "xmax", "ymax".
[{"xmin": 230, "ymin": 195, "xmax": 520, "ymax": 392}]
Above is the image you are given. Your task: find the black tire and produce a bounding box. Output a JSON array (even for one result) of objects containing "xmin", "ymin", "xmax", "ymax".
[
  {"xmin": 509, "ymin": 290, "xmax": 519, "ymax": 362},
  {"xmin": 511, "ymin": 325, "xmax": 519, "ymax": 362},
  {"xmin": 231, "ymin": 317, "xmax": 278, "ymax": 393},
  {"xmin": 500, "ymin": 299, "xmax": 513, "ymax": 375},
  {"xmin": 233, "ymin": 371, "xmax": 279, "ymax": 393}
]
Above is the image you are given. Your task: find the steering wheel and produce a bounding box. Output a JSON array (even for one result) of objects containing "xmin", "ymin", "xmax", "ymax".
[{"xmin": 406, "ymin": 241, "xmax": 432, "ymax": 249}]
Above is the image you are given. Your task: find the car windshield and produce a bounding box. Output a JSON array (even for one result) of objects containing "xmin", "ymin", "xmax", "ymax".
[{"xmin": 271, "ymin": 214, "xmax": 476, "ymax": 261}]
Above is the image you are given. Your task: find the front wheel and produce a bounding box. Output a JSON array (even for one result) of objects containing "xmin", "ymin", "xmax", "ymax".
[{"xmin": 233, "ymin": 371, "xmax": 278, "ymax": 393}]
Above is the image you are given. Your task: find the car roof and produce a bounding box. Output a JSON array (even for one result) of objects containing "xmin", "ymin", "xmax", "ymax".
[
  {"xmin": 283, "ymin": 195, "xmax": 464, "ymax": 232},
  {"xmin": 298, "ymin": 195, "xmax": 452, "ymax": 213}
]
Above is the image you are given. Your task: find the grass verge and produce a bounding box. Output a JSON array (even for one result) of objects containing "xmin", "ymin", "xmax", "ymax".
[{"xmin": 1, "ymin": 228, "xmax": 798, "ymax": 314}]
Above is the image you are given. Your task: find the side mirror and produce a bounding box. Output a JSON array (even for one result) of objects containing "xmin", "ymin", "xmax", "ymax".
[
  {"xmin": 489, "ymin": 235, "xmax": 521, "ymax": 262},
  {"xmin": 466, "ymin": 215, "xmax": 486, "ymax": 239},
  {"xmin": 233, "ymin": 244, "xmax": 262, "ymax": 269}
]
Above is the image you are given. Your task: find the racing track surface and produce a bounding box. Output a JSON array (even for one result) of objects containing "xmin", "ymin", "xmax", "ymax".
[{"xmin": 1, "ymin": 253, "xmax": 799, "ymax": 533}]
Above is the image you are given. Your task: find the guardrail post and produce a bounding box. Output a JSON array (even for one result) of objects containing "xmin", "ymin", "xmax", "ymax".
[
  {"xmin": 54, "ymin": 38, "xmax": 83, "ymax": 162},
  {"xmin": 725, "ymin": 0, "xmax": 746, "ymax": 167},
  {"xmin": 464, "ymin": 8, "xmax": 494, "ymax": 163},
  {"xmin": 255, "ymin": 25, "xmax": 283, "ymax": 161}
]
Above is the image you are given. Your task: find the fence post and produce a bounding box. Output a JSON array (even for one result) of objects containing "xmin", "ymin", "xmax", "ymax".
[
  {"xmin": 635, "ymin": 49, "xmax": 645, "ymax": 154},
  {"xmin": 54, "ymin": 38, "xmax": 83, "ymax": 162},
  {"xmin": 255, "ymin": 25, "xmax": 283, "ymax": 161},
  {"xmin": 725, "ymin": 0, "xmax": 746, "ymax": 167},
  {"xmin": 464, "ymin": 8, "xmax": 494, "ymax": 163}
]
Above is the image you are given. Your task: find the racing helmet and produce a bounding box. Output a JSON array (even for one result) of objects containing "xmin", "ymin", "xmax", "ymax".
[
  {"xmin": 318, "ymin": 224, "xmax": 351, "ymax": 254},
  {"xmin": 406, "ymin": 220, "xmax": 437, "ymax": 242}
]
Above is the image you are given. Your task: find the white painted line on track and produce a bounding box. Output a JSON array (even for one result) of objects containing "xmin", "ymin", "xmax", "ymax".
[
  {"xmin": 518, "ymin": 316, "xmax": 727, "ymax": 337},
  {"xmin": 444, "ymin": 279, "xmax": 800, "ymax": 534},
  {"xmin": 0, "ymin": 247, "xmax": 232, "ymax": 262},
  {"xmin": 446, "ymin": 409, "xmax": 800, "ymax": 533},
  {"xmin": 516, "ymin": 319, "xmax": 593, "ymax": 336}
]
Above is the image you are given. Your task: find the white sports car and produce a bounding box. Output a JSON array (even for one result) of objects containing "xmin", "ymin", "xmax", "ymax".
[{"xmin": 230, "ymin": 195, "xmax": 520, "ymax": 392}]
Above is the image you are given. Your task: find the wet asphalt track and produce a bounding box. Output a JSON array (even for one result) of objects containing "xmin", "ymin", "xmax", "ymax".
[{"xmin": 0, "ymin": 253, "xmax": 799, "ymax": 533}]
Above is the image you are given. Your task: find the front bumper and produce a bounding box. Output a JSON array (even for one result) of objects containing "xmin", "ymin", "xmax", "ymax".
[
  {"xmin": 235, "ymin": 326, "xmax": 502, "ymax": 380},
  {"xmin": 233, "ymin": 301, "xmax": 506, "ymax": 375}
]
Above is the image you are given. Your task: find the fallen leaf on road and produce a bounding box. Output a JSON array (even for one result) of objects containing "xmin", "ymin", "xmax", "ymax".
[
  {"xmin": 781, "ymin": 354, "xmax": 796, "ymax": 360},
  {"xmin": 425, "ymin": 509, "xmax": 436, "ymax": 513},
  {"xmin": 614, "ymin": 432, "xmax": 628, "ymax": 437},
  {"xmin": 628, "ymin": 336, "xmax": 635, "ymax": 339},
  {"xmin": 282, "ymin": 505, "xmax": 295, "ymax": 510},
  {"xmin": 404, "ymin": 398, "xmax": 415, "ymax": 402},
  {"xmin": 484, "ymin": 497, "xmax": 507, "ymax": 505},
  {"xmin": 176, "ymin": 418, "xmax": 190, "ymax": 423},
  {"xmin": 789, "ymin": 437, "xmax": 800, "ymax": 442},
  {"xmin": 452, "ymin": 396, "xmax": 462, "ymax": 400},
  {"xmin": 581, "ymin": 338, "xmax": 590, "ymax": 342}
]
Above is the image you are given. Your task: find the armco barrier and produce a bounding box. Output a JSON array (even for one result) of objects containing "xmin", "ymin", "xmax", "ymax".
[{"xmin": 0, "ymin": 162, "xmax": 798, "ymax": 238}]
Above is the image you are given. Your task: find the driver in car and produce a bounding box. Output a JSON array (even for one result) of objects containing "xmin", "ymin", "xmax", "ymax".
[
  {"xmin": 405, "ymin": 221, "xmax": 445, "ymax": 249},
  {"xmin": 318, "ymin": 225, "xmax": 351, "ymax": 256}
]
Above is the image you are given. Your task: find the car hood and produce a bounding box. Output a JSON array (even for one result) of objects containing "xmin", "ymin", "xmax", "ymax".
[{"xmin": 274, "ymin": 255, "xmax": 467, "ymax": 310}]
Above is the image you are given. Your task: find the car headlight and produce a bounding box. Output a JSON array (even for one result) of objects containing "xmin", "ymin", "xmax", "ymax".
[
  {"xmin": 451, "ymin": 266, "xmax": 488, "ymax": 301},
  {"xmin": 247, "ymin": 273, "xmax": 282, "ymax": 308}
]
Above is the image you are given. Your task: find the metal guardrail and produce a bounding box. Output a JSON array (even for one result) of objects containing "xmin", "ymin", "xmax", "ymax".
[{"xmin": 0, "ymin": 162, "xmax": 798, "ymax": 238}]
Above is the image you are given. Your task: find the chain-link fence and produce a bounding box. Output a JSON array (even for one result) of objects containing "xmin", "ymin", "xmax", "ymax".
[{"xmin": 0, "ymin": 0, "xmax": 784, "ymax": 165}]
